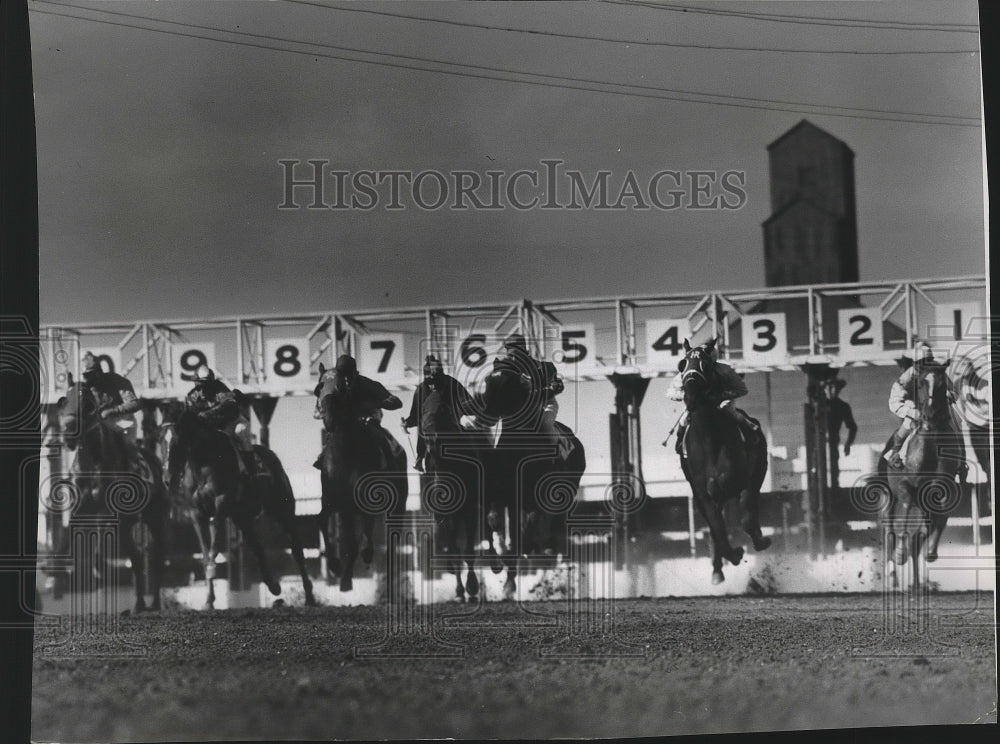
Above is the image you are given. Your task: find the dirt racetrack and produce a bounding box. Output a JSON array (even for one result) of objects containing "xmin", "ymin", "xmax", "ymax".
[{"xmin": 31, "ymin": 593, "xmax": 996, "ymax": 741}]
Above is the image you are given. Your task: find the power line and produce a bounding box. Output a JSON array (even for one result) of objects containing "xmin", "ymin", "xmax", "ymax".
[
  {"xmin": 282, "ymin": 0, "xmax": 978, "ymax": 55},
  {"xmin": 611, "ymin": 1, "xmax": 980, "ymax": 33},
  {"xmin": 30, "ymin": 2, "xmax": 979, "ymax": 127}
]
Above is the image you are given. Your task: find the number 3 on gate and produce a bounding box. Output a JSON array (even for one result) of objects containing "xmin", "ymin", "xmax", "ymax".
[
  {"xmin": 358, "ymin": 333, "xmax": 405, "ymax": 382},
  {"xmin": 740, "ymin": 314, "xmax": 787, "ymax": 366}
]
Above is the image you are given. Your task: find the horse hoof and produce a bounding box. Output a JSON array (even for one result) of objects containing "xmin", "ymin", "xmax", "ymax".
[
  {"xmin": 754, "ymin": 536, "xmax": 772, "ymax": 552},
  {"xmin": 728, "ymin": 547, "xmax": 744, "ymax": 566},
  {"xmin": 711, "ymin": 571, "xmax": 725, "ymax": 585},
  {"xmin": 927, "ymin": 551, "xmax": 938, "ymax": 563},
  {"xmin": 340, "ymin": 576, "xmax": 353, "ymax": 592},
  {"xmin": 266, "ymin": 579, "xmax": 282, "ymax": 596},
  {"xmin": 466, "ymin": 573, "xmax": 480, "ymax": 597},
  {"xmin": 273, "ymin": 599, "xmax": 285, "ymax": 608},
  {"xmin": 120, "ymin": 608, "xmax": 132, "ymax": 617}
]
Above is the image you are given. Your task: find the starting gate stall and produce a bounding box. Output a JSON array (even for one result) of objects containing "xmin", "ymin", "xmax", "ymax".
[{"xmin": 37, "ymin": 276, "xmax": 991, "ymax": 601}]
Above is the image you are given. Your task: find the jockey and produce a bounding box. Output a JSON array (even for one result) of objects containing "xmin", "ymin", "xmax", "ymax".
[
  {"xmin": 80, "ymin": 351, "xmax": 141, "ymax": 448},
  {"xmin": 331, "ymin": 354, "xmax": 404, "ymax": 469},
  {"xmin": 667, "ymin": 342, "xmax": 759, "ymax": 456},
  {"xmin": 493, "ymin": 333, "xmax": 564, "ymax": 448},
  {"xmin": 884, "ymin": 342, "xmax": 954, "ymax": 469},
  {"xmin": 402, "ymin": 355, "xmax": 477, "ymax": 471},
  {"xmin": 184, "ymin": 365, "xmax": 256, "ymax": 476}
]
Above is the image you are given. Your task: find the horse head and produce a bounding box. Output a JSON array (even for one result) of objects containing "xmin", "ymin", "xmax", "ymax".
[
  {"xmin": 482, "ymin": 367, "xmax": 532, "ymax": 421},
  {"xmin": 57, "ymin": 377, "xmax": 100, "ymax": 452},
  {"xmin": 314, "ymin": 362, "xmax": 361, "ymax": 434},
  {"xmin": 679, "ymin": 338, "xmax": 718, "ymax": 411},
  {"xmin": 914, "ymin": 359, "xmax": 953, "ymax": 431}
]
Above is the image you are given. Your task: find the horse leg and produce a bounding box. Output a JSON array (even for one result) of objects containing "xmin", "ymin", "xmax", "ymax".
[
  {"xmin": 234, "ymin": 512, "xmax": 282, "ymax": 598},
  {"xmin": 338, "ymin": 510, "xmax": 358, "ymax": 592},
  {"xmin": 701, "ymin": 487, "xmax": 743, "ymax": 584},
  {"xmin": 273, "ymin": 503, "xmax": 316, "ymax": 606},
  {"xmin": 738, "ymin": 488, "xmax": 771, "ymax": 552},
  {"xmin": 193, "ymin": 512, "xmax": 217, "ymax": 609},
  {"xmin": 120, "ymin": 519, "xmax": 147, "ymax": 614},
  {"xmin": 503, "ymin": 560, "xmax": 518, "ymax": 600},
  {"xmin": 360, "ymin": 513, "xmax": 375, "ymax": 565},
  {"xmin": 925, "ymin": 513, "xmax": 948, "ymax": 563},
  {"xmin": 145, "ymin": 508, "xmax": 166, "ymax": 611},
  {"xmin": 317, "ymin": 504, "xmax": 339, "ymax": 582}
]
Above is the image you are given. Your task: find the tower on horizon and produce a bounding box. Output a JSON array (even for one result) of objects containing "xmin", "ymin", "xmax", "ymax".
[{"xmin": 762, "ymin": 120, "xmax": 859, "ymax": 286}]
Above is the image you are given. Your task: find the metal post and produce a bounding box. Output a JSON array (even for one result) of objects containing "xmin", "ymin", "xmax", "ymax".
[{"xmin": 236, "ymin": 319, "xmax": 244, "ymax": 385}]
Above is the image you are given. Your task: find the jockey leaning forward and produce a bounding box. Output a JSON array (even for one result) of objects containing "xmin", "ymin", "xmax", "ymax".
[
  {"xmin": 80, "ymin": 350, "xmax": 142, "ymax": 459},
  {"xmin": 492, "ymin": 333, "xmax": 564, "ymax": 449},
  {"xmin": 320, "ymin": 354, "xmax": 404, "ymax": 470},
  {"xmin": 402, "ymin": 355, "xmax": 477, "ymax": 472},
  {"xmin": 668, "ymin": 341, "xmax": 759, "ymax": 457},
  {"xmin": 883, "ymin": 342, "xmax": 956, "ymax": 470},
  {"xmin": 184, "ymin": 365, "xmax": 257, "ymax": 476}
]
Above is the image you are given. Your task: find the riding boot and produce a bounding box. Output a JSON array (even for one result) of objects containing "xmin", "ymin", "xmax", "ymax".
[
  {"xmin": 674, "ymin": 423, "xmax": 687, "ymax": 457},
  {"xmin": 883, "ymin": 425, "xmax": 908, "ymax": 470},
  {"xmin": 414, "ymin": 456, "xmax": 424, "ymax": 472}
]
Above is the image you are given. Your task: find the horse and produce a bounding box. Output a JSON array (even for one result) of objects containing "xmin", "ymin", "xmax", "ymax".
[
  {"xmin": 55, "ymin": 379, "xmax": 168, "ymax": 613},
  {"xmin": 313, "ymin": 364, "xmax": 408, "ymax": 592},
  {"xmin": 678, "ymin": 340, "xmax": 771, "ymax": 585},
  {"xmin": 480, "ymin": 366, "xmax": 587, "ymax": 599},
  {"xmin": 878, "ymin": 360, "xmax": 965, "ymax": 592},
  {"xmin": 161, "ymin": 406, "xmax": 316, "ymax": 608}
]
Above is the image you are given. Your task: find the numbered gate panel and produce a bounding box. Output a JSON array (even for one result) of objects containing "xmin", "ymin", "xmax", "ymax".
[
  {"xmin": 357, "ymin": 333, "xmax": 406, "ymax": 384},
  {"xmin": 837, "ymin": 308, "xmax": 885, "ymax": 361},
  {"xmin": 263, "ymin": 337, "xmax": 311, "ymax": 390},
  {"xmin": 452, "ymin": 329, "xmax": 505, "ymax": 394},
  {"xmin": 549, "ymin": 324, "xmax": 597, "ymax": 379},
  {"xmin": 931, "ymin": 302, "xmax": 986, "ymax": 350},
  {"xmin": 740, "ymin": 313, "xmax": 788, "ymax": 367},
  {"xmin": 645, "ymin": 318, "xmax": 690, "ymax": 370},
  {"xmin": 172, "ymin": 343, "xmax": 217, "ymax": 386}
]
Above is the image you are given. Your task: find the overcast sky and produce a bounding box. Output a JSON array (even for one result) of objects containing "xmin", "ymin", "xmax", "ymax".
[{"xmin": 29, "ymin": 0, "xmax": 986, "ymax": 325}]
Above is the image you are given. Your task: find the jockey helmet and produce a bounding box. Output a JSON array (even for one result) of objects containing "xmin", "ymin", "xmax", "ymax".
[
  {"xmin": 335, "ymin": 354, "xmax": 358, "ymax": 378},
  {"xmin": 423, "ymin": 355, "xmax": 443, "ymax": 380},
  {"xmin": 81, "ymin": 351, "xmax": 101, "ymax": 380},
  {"xmin": 912, "ymin": 342, "xmax": 936, "ymax": 364},
  {"xmin": 192, "ymin": 365, "xmax": 215, "ymax": 383},
  {"xmin": 824, "ymin": 378, "xmax": 847, "ymax": 394},
  {"xmin": 504, "ymin": 333, "xmax": 528, "ymax": 353}
]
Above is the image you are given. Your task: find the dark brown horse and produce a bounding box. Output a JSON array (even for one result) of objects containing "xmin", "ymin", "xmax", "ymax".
[
  {"xmin": 313, "ymin": 364, "xmax": 408, "ymax": 592},
  {"xmin": 161, "ymin": 407, "xmax": 315, "ymax": 608},
  {"xmin": 878, "ymin": 360, "xmax": 965, "ymax": 592},
  {"xmin": 678, "ymin": 340, "xmax": 770, "ymax": 585},
  {"xmin": 480, "ymin": 366, "xmax": 587, "ymax": 599},
  {"xmin": 56, "ymin": 379, "xmax": 168, "ymax": 613}
]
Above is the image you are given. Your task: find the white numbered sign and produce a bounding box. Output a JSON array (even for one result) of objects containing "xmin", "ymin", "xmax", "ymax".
[
  {"xmin": 741, "ymin": 313, "xmax": 787, "ymax": 366},
  {"xmin": 838, "ymin": 308, "xmax": 884, "ymax": 360},
  {"xmin": 932, "ymin": 302, "xmax": 985, "ymax": 349},
  {"xmin": 452, "ymin": 330, "xmax": 502, "ymax": 394},
  {"xmin": 552, "ymin": 324, "xmax": 595, "ymax": 377},
  {"xmin": 646, "ymin": 319, "xmax": 689, "ymax": 367},
  {"xmin": 265, "ymin": 337, "xmax": 310, "ymax": 388},
  {"xmin": 173, "ymin": 343, "xmax": 216, "ymax": 385},
  {"xmin": 358, "ymin": 334, "xmax": 405, "ymax": 382}
]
